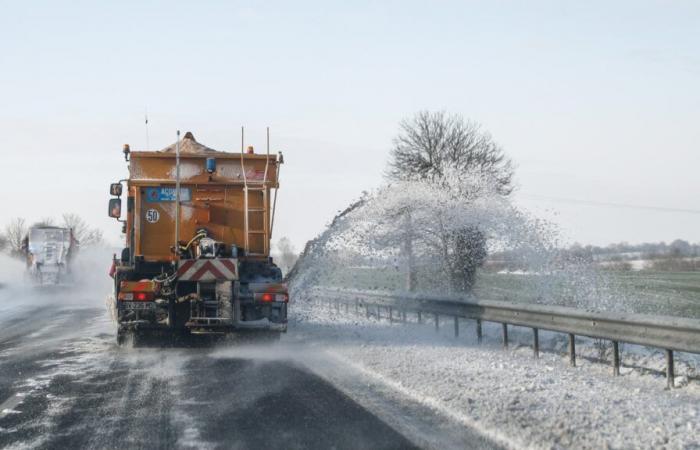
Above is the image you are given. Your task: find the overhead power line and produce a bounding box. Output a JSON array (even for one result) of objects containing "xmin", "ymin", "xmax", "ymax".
[{"xmin": 520, "ymin": 194, "xmax": 700, "ymax": 215}]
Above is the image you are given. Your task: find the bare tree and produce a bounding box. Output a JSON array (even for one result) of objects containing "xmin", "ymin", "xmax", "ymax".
[
  {"xmin": 275, "ymin": 237, "xmax": 298, "ymax": 275},
  {"xmin": 289, "ymin": 113, "xmax": 515, "ymax": 294},
  {"xmin": 33, "ymin": 217, "xmax": 56, "ymax": 227},
  {"xmin": 387, "ymin": 111, "xmax": 514, "ymax": 194},
  {"xmin": 62, "ymin": 213, "xmax": 103, "ymax": 247},
  {"xmin": 385, "ymin": 111, "xmax": 514, "ymax": 293},
  {"xmin": 4, "ymin": 218, "xmax": 28, "ymax": 257},
  {"xmin": 0, "ymin": 233, "xmax": 7, "ymax": 252}
]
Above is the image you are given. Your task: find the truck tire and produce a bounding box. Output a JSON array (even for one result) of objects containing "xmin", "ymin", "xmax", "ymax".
[{"xmin": 117, "ymin": 329, "xmax": 126, "ymax": 346}]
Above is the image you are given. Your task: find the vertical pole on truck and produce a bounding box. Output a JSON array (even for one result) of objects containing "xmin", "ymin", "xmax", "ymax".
[
  {"xmin": 268, "ymin": 127, "xmax": 282, "ymax": 240},
  {"xmin": 175, "ymin": 130, "xmax": 181, "ymax": 260},
  {"xmin": 270, "ymin": 153, "xmax": 281, "ymax": 237},
  {"xmin": 145, "ymin": 108, "xmax": 150, "ymax": 150},
  {"xmin": 240, "ymin": 127, "xmax": 249, "ymax": 253},
  {"xmin": 263, "ymin": 127, "xmax": 270, "ymax": 183},
  {"xmin": 262, "ymin": 128, "xmax": 271, "ymax": 255}
]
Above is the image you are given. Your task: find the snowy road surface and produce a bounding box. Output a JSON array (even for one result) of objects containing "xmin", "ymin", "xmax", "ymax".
[
  {"xmin": 2, "ymin": 285, "xmax": 699, "ymax": 449},
  {"xmin": 0, "ymin": 291, "xmax": 498, "ymax": 449},
  {"xmin": 294, "ymin": 295, "xmax": 700, "ymax": 450}
]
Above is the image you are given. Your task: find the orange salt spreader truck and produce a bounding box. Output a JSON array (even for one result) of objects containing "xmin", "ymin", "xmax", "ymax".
[{"xmin": 107, "ymin": 130, "xmax": 288, "ymax": 344}]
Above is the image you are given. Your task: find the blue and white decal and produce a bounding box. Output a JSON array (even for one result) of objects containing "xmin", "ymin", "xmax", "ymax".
[{"xmin": 145, "ymin": 187, "xmax": 192, "ymax": 202}]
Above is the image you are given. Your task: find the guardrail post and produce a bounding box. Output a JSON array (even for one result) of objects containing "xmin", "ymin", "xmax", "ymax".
[
  {"xmin": 568, "ymin": 334, "xmax": 576, "ymax": 367},
  {"xmin": 314, "ymin": 287, "xmax": 700, "ymax": 387},
  {"xmin": 612, "ymin": 341, "xmax": 620, "ymax": 376},
  {"xmin": 389, "ymin": 306, "xmax": 393, "ymax": 323}
]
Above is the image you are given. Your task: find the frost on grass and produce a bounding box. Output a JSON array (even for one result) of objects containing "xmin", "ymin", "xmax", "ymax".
[{"xmin": 291, "ymin": 297, "xmax": 700, "ymax": 450}]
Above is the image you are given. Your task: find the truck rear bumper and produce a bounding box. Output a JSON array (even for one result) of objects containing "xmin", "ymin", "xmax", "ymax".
[
  {"xmin": 185, "ymin": 320, "xmax": 287, "ymax": 333},
  {"xmin": 116, "ymin": 292, "xmax": 289, "ymax": 338},
  {"xmin": 233, "ymin": 319, "xmax": 287, "ymax": 332},
  {"xmin": 118, "ymin": 320, "xmax": 287, "ymax": 334}
]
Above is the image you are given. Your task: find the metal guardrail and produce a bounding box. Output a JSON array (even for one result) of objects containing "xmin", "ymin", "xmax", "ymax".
[{"xmin": 311, "ymin": 287, "xmax": 700, "ymax": 388}]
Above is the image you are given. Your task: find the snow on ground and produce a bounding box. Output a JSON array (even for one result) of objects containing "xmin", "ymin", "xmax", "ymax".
[
  {"xmin": 496, "ymin": 270, "xmax": 533, "ymax": 276},
  {"xmin": 291, "ymin": 294, "xmax": 700, "ymax": 450},
  {"xmin": 598, "ymin": 259, "xmax": 650, "ymax": 270}
]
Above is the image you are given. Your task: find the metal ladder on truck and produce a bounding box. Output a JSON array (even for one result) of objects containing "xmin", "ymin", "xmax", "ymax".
[{"xmin": 240, "ymin": 128, "xmax": 271, "ymax": 257}]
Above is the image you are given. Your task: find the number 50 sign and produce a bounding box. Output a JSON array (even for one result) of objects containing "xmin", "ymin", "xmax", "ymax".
[{"xmin": 146, "ymin": 209, "xmax": 160, "ymax": 224}]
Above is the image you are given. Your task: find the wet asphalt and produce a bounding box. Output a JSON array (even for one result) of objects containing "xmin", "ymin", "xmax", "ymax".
[{"xmin": 0, "ymin": 299, "xmax": 418, "ymax": 450}]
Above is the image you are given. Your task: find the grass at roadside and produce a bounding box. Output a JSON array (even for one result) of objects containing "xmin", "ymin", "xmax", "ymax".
[
  {"xmin": 312, "ymin": 266, "xmax": 700, "ymax": 318},
  {"xmin": 474, "ymin": 271, "xmax": 700, "ymax": 318}
]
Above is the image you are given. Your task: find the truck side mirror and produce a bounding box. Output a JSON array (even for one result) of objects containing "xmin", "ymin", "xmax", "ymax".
[
  {"xmin": 108, "ymin": 198, "xmax": 122, "ymax": 219},
  {"xmin": 110, "ymin": 183, "xmax": 123, "ymax": 197}
]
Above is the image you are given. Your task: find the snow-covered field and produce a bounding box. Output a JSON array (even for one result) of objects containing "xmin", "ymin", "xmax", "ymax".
[{"xmin": 291, "ymin": 294, "xmax": 700, "ymax": 449}]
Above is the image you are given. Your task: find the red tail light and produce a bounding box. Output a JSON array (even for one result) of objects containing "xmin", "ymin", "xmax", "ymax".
[
  {"xmin": 118, "ymin": 291, "xmax": 155, "ymax": 301},
  {"xmin": 255, "ymin": 292, "xmax": 289, "ymax": 303},
  {"xmin": 118, "ymin": 280, "xmax": 158, "ymax": 301}
]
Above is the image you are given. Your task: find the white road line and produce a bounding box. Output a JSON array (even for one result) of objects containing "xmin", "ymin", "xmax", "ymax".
[
  {"xmin": 0, "ymin": 393, "xmax": 24, "ymax": 417},
  {"xmin": 320, "ymin": 351, "xmax": 524, "ymax": 450}
]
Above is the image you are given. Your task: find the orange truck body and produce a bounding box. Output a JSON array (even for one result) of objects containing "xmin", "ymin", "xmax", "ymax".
[
  {"xmin": 109, "ymin": 132, "xmax": 287, "ymax": 342},
  {"xmin": 127, "ymin": 150, "xmax": 277, "ymax": 261}
]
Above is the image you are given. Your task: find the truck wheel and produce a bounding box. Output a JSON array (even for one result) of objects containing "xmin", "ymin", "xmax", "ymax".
[{"xmin": 117, "ymin": 329, "xmax": 129, "ymax": 346}]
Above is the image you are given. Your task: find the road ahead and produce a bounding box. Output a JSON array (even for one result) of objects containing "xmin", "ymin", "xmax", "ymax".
[
  {"xmin": 0, "ymin": 290, "xmax": 501, "ymax": 450},
  {"xmin": 0, "ymin": 300, "xmax": 423, "ymax": 449}
]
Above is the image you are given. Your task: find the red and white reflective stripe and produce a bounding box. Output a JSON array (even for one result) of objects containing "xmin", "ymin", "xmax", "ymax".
[{"xmin": 177, "ymin": 259, "xmax": 238, "ymax": 281}]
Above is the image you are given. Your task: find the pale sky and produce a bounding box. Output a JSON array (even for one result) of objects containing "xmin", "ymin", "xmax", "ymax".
[{"xmin": 1, "ymin": 1, "xmax": 698, "ymax": 251}]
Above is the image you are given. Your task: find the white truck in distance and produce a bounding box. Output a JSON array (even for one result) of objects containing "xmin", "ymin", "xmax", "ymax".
[{"xmin": 23, "ymin": 226, "xmax": 77, "ymax": 285}]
